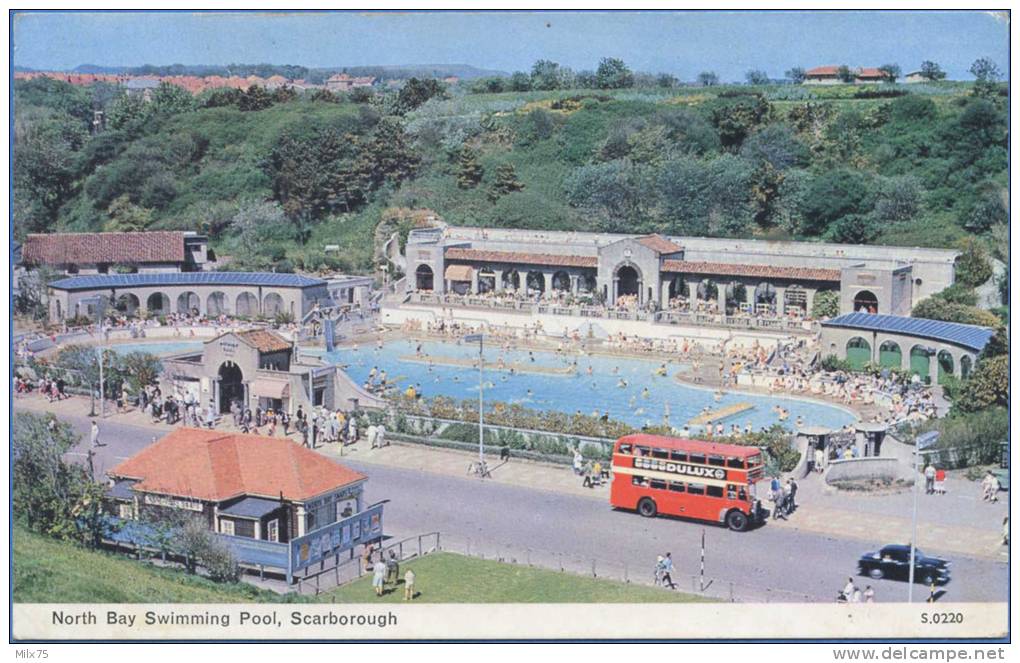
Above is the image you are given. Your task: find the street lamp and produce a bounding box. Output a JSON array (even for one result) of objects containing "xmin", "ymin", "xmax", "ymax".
[
  {"xmin": 82, "ymin": 295, "xmax": 108, "ymax": 418},
  {"xmin": 909, "ymin": 430, "xmax": 940, "ymax": 602},
  {"xmin": 464, "ymin": 333, "xmax": 486, "ymax": 476}
]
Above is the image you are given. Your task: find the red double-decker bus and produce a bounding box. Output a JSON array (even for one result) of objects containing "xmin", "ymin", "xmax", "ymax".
[{"xmin": 609, "ymin": 434, "xmax": 767, "ymax": 531}]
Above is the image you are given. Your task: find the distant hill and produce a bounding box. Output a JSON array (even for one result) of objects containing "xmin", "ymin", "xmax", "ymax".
[{"xmin": 67, "ymin": 62, "xmax": 506, "ymax": 80}]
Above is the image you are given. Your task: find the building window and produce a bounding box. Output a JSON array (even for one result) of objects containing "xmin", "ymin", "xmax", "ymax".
[
  {"xmin": 267, "ymin": 519, "xmax": 279, "ymax": 542},
  {"xmin": 219, "ymin": 519, "xmax": 235, "ymax": 536},
  {"xmin": 118, "ymin": 503, "xmax": 135, "ymax": 520}
]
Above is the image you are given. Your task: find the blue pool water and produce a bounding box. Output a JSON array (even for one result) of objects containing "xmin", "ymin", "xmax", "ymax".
[
  {"xmin": 310, "ymin": 340, "xmax": 856, "ymax": 432},
  {"xmin": 110, "ymin": 341, "xmax": 204, "ymax": 356}
]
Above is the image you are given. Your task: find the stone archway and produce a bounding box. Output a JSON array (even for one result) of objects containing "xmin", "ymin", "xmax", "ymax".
[
  {"xmin": 615, "ymin": 264, "xmax": 640, "ymax": 301},
  {"xmin": 146, "ymin": 292, "xmax": 170, "ymax": 315},
  {"xmin": 263, "ymin": 292, "xmax": 285, "ymax": 317},
  {"xmin": 854, "ymin": 290, "xmax": 879, "ymax": 314},
  {"xmin": 236, "ymin": 291, "xmax": 259, "ymax": 317},
  {"xmin": 502, "ymin": 269, "xmax": 520, "ymax": 291},
  {"xmin": 578, "ymin": 273, "xmax": 597, "ymax": 294},
  {"xmin": 910, "ymin": 345, "xmax": 932, "ymax": 383},
  {"xmin": 115, "ymin": 293, "xmax": 140, "ymax": 316},
  {"xmin": 526, "ymin": 271, "xmax": 545, "ymax": 295},
  {"xmin": 551, "ymin": 270, "xmax": 571, "ymax": 293},
  {"xmin": 846, "ymin": 337, "xmax": 871, "ymax": 370},
  {"xmin": 218, "ymin": 361, "xmax": 244, "ymax": 414},
  {"xmin": 176, "ymin": 291, "xmax": 200, "ymax": 315},
  {"xmin": 961, "ymin": 355, "xmax": 973, "ymax": 379},
  {"xmin": 415, "ymin": 264, "xmax": 434, "ymax": 291},
  {"xmin": 477, "ymin": 268, "xmax": 496, "ymax": 294},
  {"xmin": 207, "ymin": 291, "xmax": 228, "ymax": 317},
  {"xmin": 937, "ymin": 350, "xmax": 955, "ymax": 384},
  {"xmin": 878, "ymin": 341, "xmax": 902, "ymax": 369},
  {"xmin": 725, "ymin": 282, "xmax": 746, "ymax": 314},
  {"xmin": 697, "ymin": 279, "xmax": 718, "ymax": 302},
  {"xmin": 754, "ymin": 282, "xmax": 776, "ymax": 310}
]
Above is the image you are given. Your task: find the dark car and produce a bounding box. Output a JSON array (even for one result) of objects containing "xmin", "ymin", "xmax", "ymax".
[{"xmin": 857, "ymin": 544, "xmax": 951, "ymax": 585}]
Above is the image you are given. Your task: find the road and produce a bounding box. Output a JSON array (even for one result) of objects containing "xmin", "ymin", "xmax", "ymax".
[{"xmin": 49, "ymin": 412, "xmax": 1008, "ymax": 603}]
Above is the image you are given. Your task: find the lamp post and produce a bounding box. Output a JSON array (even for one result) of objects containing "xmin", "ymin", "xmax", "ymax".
[
  {"xmin": 82, "ymin": 295, "xmax": 107, "ymax": 418},
  {"xmin": 464, "ymin": 333, "xmax": 485, "ymax": 474},
  {"xmin": 909, "ymin": 430, "xmax": 940, "ymax": 602}
]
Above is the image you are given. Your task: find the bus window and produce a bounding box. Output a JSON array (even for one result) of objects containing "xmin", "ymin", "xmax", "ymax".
[
  {"xmin": 747, "ymin": 454, "xmax": 762, "ymax": 467},
  {"xmin": 668, "ymin": 481, "xmax": 686, "ymax": 493},
  {"xmin": 618, "ymin": 444, "xmax": 632, "ymax": 454},
  {"xmin": 635, "ymin": 446, "xmax": 650, "ymax": 457},
  {"xmin": 708, "ymin": 454, "xmax": 725, "ymax": 467},
  {"xmin": 649, "ymin": 479, "xmax": 668, "ymax": 490},
  {"xmin": 687, "ymin": 483, "xmax": 706, "ymax": 496},
  {"xmin": 726, "ymin": 457, "xmax": 745, "ymax": 469},
  {"xmin": 706, "ymin": 485, "xmax": 724, "ymax": 498},
  {"xmin": 739, "ymin": 486, "xmax": 748, "ymax": 501},
  {"xmin": 689, "ymin": 453, "xmax": 706, "ymax": 465},
  {"xmin": 651, "ymin": 448, "xmax": 669, "ymax": 460},
  {"xmin": 670, "ymin": 450, "xmax": 687, "ymax": 462},
  {"xmin": 726, "ymin": 484, "xmax": 737, "ymax": 499},
  {"xmin": 632, "ymin": 475, "xmax": 649, "ymax": 487}
]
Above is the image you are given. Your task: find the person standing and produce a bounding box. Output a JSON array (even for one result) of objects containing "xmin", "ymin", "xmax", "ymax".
[
  {"xmin": 653, "ymin": 555, "xmax": 664, "ymax": 586},
  {"xmin": 386, "ymin": 549, "xmax": 400, "ymax": 585},
  {"xmin": 372, "ymin": 556, "xmax": 387, "ymax": 597},
  {"xmin": 924, "ymin": 463, "xmax": 936, "ymax": 495},
  {"xmin": 934, "ymin": 467, "xmax": 946, "ymax": 495},
  {"xmin": 786, "ymin": 477, "xmax": 798, "ymax": 512},
  {"xmin": 403, "ymin": 568, "xmax": 416, "ymax": 601},
  {"xmin": 90, "ymin": 420, "xmax": 102, "ymax": 448},
  {"xmin": 863, "ymin": 585, "xmax": 875, "ymax": 603}
]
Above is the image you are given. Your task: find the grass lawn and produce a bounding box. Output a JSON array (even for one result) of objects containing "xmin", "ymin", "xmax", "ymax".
[
  {"xmin": 326, "ymin": 552, "xmax": 712, "ymax": 603},
  {"xmin": 13, "ymin": 526, "xmax": 293, "ymax": 603},
  {"xmin": 15, "ymin": 526, "xmax": 709, "ymax": 603}
]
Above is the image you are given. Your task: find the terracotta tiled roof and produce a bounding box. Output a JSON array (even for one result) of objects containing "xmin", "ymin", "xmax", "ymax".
[
  {"xmin": 235, "ymin": 329, "xmax": 292, "ymax": 353},
  {"xmin": 109, "ymin": 428, "xmax": 366, "ymax": 502},
  {"xmin": 805, "ymin": 66, "xmax": 841, "ymax": 76},
  {"xmin": 661, "ymin": 259, "xmax": 841, "ymax": 282},
  {"xmin": 445, "ymin": 247, "xmax": 598, "ymax": 268},
  {"xmin": 805, "ymin": 66, "xmax": 886, "ymax": 79},
  {"xmin": 22, "ymin": 232, "xmax": 186, "ymax": 265},
  {"xmin": 856, "ymin": 68, "xmax": 885, "ymax": 79},
  {"xmin": 636, "ymin": 234, "xmax": 683, "ymax": 254}
]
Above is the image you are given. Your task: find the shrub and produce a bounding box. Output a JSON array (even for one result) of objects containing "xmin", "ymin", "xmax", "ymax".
[
  {"xmin": 953, "ymin": 355, "xmax": 1008, "ymax": 413},
  {"xmin": 819, "ymin": 355, "xmax": 853, "ymax": 372},
  {"xmin": 904, "ymin": 407, "xmax": 1007, "ymax": 469}
]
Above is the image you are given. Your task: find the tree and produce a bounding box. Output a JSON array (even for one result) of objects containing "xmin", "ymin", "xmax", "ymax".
[
  {"xmin": 595, "ymin": 57, "xmax": 634, "ymax": 89},
  {"xmin": 749, "ymin": 160, "xmax": 785, "ymax": 228},
  {"xmin": 238, "ymin": 85, "xmax": 273, "ymax": 112},
  {"xmin": 456, "ymin": 146, "xmax": 484, "ymax": 189},
  {"xmin": 394, "ymin": 77, "xmax": 445, "ymax": 114},
  {"xmin": 745, "ymin": 70, "xmax": 770, "ymax": 85},
  {"xmin": 104, "ymin": 195, "xmax": 152, "ymax": 232},
  {"xmin": 785, "ymin": 67, "xmax": 806, "ymax": 84},
  {"xmin": 911, "ymin": 298, "xmax": 1001, "ymax": 328},
  {"xmin": 954, "ymin": 237, "xmax": 993, "ymax": 288},
  {"xmin": 964, "ymin": 188, "xmax": 1007, "ymax": 233},
  {"xmin": 565, "ymin": 160, "xmax": 654, "ymax": 232},
  {"xmin": 872, "ymin": 175, "xmax": 921, "ymax": 223},
  {"xmin": 488, "ymin": 163, "xmax": 524, "ymax": 201},
  {"xmin": 799, "ymin": 169, "xmax": 874, "ymax": 237},
  {"xmin": 878, "ymin": 64, "xmax": 901, "ymax": 83},
  {"xmin": 709, "ymin": 94, "xmax": 772, "ymax": 151},
  {"xmin": 836, "ymin": 65, "xmax": 855, "ymax": 83},
  {"xmin": 531, "ymin": 60, "xmax": 565, "ymax": 91},
  {"xmin": 119, "ymin": 352, "xmax": 163, "ymax": 394},
  {"xmin": 919, "ymin": 60, "xmax": 947, "ymax": 81},
  {"xmin": 151, "ymin": 82, "xmax": 195, "ymax": 115},
  {"xmin": 656, "ymin": 73, "xmax": 678, "ymax": 88},
  {"xmin": 508, "ymin": 71, "xmax": 532, "ymax": 92},
  {"xmin": 811, "ymin": 290, "xmax": 840, "ymax": 319},
  {"xmin": 954, "ymin": 355, "xmax": 1008, "ymax": 413},
  {"xmin": 739, "ymin": 123, "xmax": 808, "ymax": 170},
  {"xmin": 697, "ymin": 71, "xmax": 719, "ymax": 87},
  {"xmin": 13, "ymin": 412, "xmax": 112, "ymax": 545},
  {"xmin": 106, "ymin": 94, "xmax": 148, "ymax": 129},
  {"xmin": 828, "ymin": 214, "xmax": 879, "ymax": 244},
  {"xmin": 969, "ymin": 57, "xmax": 1001, "ymax": 97}
]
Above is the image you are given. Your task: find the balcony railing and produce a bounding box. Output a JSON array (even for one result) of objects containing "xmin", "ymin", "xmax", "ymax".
[{"xmin": 403, "ymin": 293, "xmax": 819, "ymax": 334}]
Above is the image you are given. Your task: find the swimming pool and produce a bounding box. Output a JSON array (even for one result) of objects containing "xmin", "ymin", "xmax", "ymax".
[
  {"xmin": 110, "ymin": 341, "xmax": 205, "ymax": 356},
  {"xmin": 311, "ymin": 339, "xmax": 857, "ymax": 432}
]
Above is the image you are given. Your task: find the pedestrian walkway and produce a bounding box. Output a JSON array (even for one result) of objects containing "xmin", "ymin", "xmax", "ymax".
[{"xmin": 16, "ymin": 391, "xmax": 1006, "ymax": 561}]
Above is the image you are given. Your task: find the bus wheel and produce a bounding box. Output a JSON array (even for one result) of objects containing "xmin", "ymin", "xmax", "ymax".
[
  {"xmin": 637, "ymin": 497, "xmax": 657, "ymax": 518},
  {"xmin": 725, "ymin": 510, "xmax": 748, "ymax": 532}
]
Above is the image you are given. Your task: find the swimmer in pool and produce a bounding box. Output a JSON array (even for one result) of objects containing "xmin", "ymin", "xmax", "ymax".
[
  {"xmin": 586, "ymin": 365, "xmax": 593, "ymax": 376},
  {"xmin": 617, "ymin": 378, "xmax": 628, "ymax": 389},
  {"xmin": 612, "ymin": 366, "xmax": 619, "ymax": 375},
  {"xmin": 641, "ymin": 387, "xmax": 650, "ymax": 399},
  {"xmin": 629, "ymin": 396, "xmax": 637, "ymax": 408},
  {"xmin": 714, "ymin": 391, "xmax": 723, "ymax": 402},
  {"xmin": 655, "ymin": 363, "xmax": 668, "ymax": 377},
  {"xmin": 778, "ymin": 408, "xmax": 789, "ymax": 421},
  {"xmin": 526, "ymin": 389, "xmax": 533, "ymax": 399}
]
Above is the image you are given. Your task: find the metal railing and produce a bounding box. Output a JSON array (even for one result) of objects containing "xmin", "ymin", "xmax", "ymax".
[
  {"xmin": 404, "ymin": 293, "xmax": 818, "ymax": 335},
  {"xmin": 296, "ymin": 531, "xmax": 441, "ymax": 595}
]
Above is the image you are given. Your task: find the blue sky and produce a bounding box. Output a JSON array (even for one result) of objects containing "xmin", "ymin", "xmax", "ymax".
[{"xmin": 12, "ymin": 10, "xmax": 1010, "ymax": 81}]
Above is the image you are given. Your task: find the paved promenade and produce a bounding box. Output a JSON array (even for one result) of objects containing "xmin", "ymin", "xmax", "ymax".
[{"xmin": 15, "ymin": 392, "xmax": 1007, "ymax": 562}]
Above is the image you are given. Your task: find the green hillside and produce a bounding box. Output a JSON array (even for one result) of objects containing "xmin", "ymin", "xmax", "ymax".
[{"xmin": 13, "ymin": 73, "xmax": 1008, "ymax": 276}]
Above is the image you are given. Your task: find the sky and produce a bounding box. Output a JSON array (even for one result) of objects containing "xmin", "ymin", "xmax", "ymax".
[{"xmin": 11, "ymin": 10, "xmax": 1010, "ymax": 81}]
